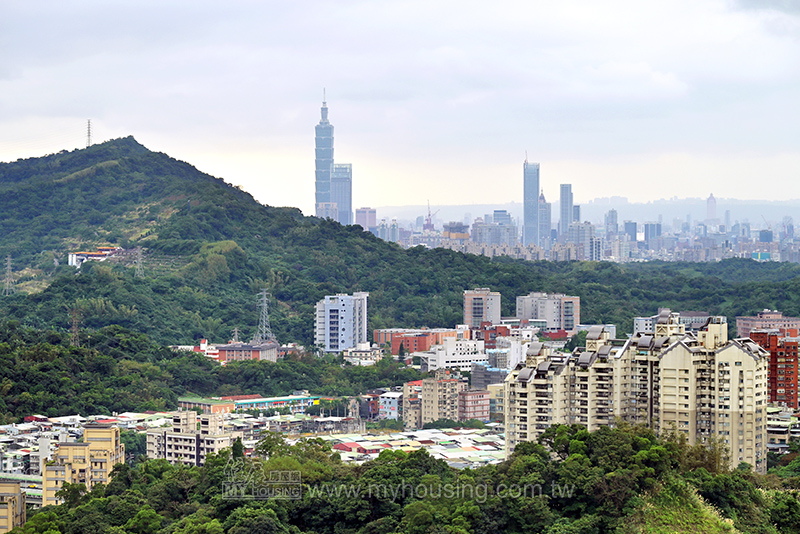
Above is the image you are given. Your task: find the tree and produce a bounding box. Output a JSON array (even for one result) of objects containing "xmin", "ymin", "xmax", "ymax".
[
  {"xmin": 232, "ymin": 437, "xmax": 244, "ymax": 459},
  {"xmin": 55, "ymin": 481, "xmax": 86, "ymax": 508}
]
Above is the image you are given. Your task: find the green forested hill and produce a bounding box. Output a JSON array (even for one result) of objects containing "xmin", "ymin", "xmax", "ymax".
[{"xmin": 2, "ymin": 138, "xmax": 800, "ymax": 346}]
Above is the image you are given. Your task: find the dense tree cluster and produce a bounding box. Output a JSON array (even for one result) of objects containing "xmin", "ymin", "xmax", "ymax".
[
  {"xmin": 14, "ymin": 424, "xmax": 800, "ymax": 534},
  {"xmin": 0, "ymin": 322, "xmax": 422, "ymax": 423}
]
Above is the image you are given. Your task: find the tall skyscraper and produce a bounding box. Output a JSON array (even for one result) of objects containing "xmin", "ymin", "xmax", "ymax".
[
  {"xmin": 559, "ymin": 184, "xmax": 573, "ymax": 238},
  {"xmin": 538, "ymin": 191, "xmax": 551, "ymax": 250},
  {"xmin": 315, "ymin": 99, "xmax": 334, "ymax": 217},
  {"xmin": 314, "ymin": 97, "xmax": 353, "ymax": 225},
  {"xmin": 523, "ymin": 161, "xmax": 540, "ymax": 247},
  {"xmin": 331, "ymin": 163, "xmax": 352, "ymax": 225}
]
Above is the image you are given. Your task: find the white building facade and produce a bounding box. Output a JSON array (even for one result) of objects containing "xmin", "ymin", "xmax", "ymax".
[{"xmin": 314, "ymin": 292, "xmax": 369, "ymax": 353}]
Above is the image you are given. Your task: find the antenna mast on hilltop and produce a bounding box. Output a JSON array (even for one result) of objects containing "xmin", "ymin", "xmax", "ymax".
[
  {"xmin": 134, "ymin": 247, "xmax": 144, "ymax": 278},
  {"xmin": 86, "ymin": 119, "xmax": 92, "ymax": 148},
  {"xmin": 252, "ymin": 290, "xmax": 277, "ymax": 344},
  {"xmin": 3, "ymin": 256, "xmax": 13, "ymax": 296}
]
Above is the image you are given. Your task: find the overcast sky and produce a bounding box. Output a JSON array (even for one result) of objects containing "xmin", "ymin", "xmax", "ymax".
[{"xmin": 1, "ymin": 1, "xmax": 799, "ymax": 215}]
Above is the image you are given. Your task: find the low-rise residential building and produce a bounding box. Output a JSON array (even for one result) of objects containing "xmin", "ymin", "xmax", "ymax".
[
  {"xmin": 0, "ymin": 480, "xmax": 26, "ymax": 533},
  {"xmin": 342, "ymin": 342, "xmax": 385, "ymax": 366},
  {"xmin": 378, "ymin": 392, "xmax": 403, "ymax": 420},
  {"xmin": 146, "ymin": 412, "xmax": 241, "ymax": 467},
  {"xmin": 177, "ymin": 395, "xmax": 320, "ymax": 415},
  {"xmin": 42, "ymin": 423, "xmax": 125, "ymax": 505},
  {"xmin": 458, "ymin": 390, "xmax": 490, "ymax": 421},
  {"xmin": 214, "ymin": 341, "xmax": 279, "ymax": 364},
  {"xmin": 416, "ymin": 338, "xmax": 487, "ymax": 372}
]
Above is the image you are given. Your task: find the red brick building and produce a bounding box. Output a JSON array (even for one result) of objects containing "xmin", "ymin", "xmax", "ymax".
[
  {"xmin": 750, "ymin": 329, "xmax": 800, "ymax": 409},
  {"xmin": 391, "ymin": 332, "xmax": 436, "ymax": 355}
]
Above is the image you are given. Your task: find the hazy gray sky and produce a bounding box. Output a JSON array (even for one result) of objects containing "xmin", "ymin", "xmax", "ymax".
[{"xmin": 1, "ymin": 1, "xmax": 798, "ymax": 215}]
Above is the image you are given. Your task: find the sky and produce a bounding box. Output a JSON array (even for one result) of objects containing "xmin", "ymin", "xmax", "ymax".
[{"xmin": 1, "ymin": 0, "xmax": 799, "ymax": 216}]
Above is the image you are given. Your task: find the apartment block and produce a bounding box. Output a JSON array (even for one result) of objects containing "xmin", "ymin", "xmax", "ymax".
[
  {"xmin": 505, "ymin": 310, "xmax": 769, "ymax": 473},
  {"xmin": 417, "ymin": 337, "xmax": 487, "ymax": 372},
  {"xmin": 43, "ymin": 423, "xmax": 125, "ymax": 505},
  {"xmin": 0, "ymin": 480, "xmax": 25, "ymax": 533},
  {"xmin": 379, "ymin": 392, "xmax": 403, "ymax": 420},
  {"xmin": 486, "ymin": 383, "xmax": 505, "ymax": 420},
  {"xmin": 515, "ymin": 292, "xmax": 580, "ymax": 336},
  {"xmin": 314, "ymin": 292, "xmax": 369, "ymax": 352},
  {"xmin": 146, "ymin": 411, "xmax": 241, "ymax": 467},
  {"xmin": 402, "ymin": 381, "xmax": 423, "ymax": 430},
  {"xmin": 420, "ymin": 369, "xmax": 466, "ymax": 425},
  {"xmin": 749, "ymin": 329, "xmax": 800, "ymax": 410},
  {"xmin": 464, "ymin": 288, "xmax": 501, "ymax": 329},
  {"xmin": 736, "ymin": 309, "xmax": 800, "ymax": 338},
  {"xmin": 458, "ymin": 390, "xmax": 490, "ymax": 421}
]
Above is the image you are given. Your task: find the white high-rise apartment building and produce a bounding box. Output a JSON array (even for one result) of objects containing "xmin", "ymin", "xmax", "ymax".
[
  {"xmin": 314, "ymin": 292, "xmax": 369, "ymax": 352},
  {"xmin": 463, "ymin": 288, "xmax": 501, "ymax": 328},
  {"xmin": 515, "ymin": 292, "xmax": 580, "ymax": 336}
]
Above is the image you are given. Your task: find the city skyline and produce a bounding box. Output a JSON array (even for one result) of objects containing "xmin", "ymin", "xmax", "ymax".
[{"xmin": 2, "ymin": 2, "xmax": 800, "ymax": 214}]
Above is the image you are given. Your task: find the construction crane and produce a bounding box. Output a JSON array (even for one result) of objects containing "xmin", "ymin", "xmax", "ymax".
[{"xmin": 424, "ymin": 201, "xmax": 439, "ymax": 232}]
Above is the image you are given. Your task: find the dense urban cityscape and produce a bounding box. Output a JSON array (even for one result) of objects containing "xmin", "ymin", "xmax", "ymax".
[{"xmin": 313, "ymin": 100, "xmax": 799, "ymax": 264}]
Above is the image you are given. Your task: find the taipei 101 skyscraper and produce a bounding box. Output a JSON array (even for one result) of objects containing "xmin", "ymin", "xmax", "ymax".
[
  {"xmin": 314, "ymin": 93, "xmax": 352, "ymax": 224},
  {"xmin": 314, "ymin": 96, "xmax": 335, "ymax": 218}
]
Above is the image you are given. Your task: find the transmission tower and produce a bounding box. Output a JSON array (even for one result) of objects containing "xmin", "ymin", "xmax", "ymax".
[
  {"xmin": 70, "ymin": 307, "xmax": 82, "ymax": 347},
  {"xmin": 251, "ymin": 290, "xmax": 277, "ymax": 344},
  {"xmin": 134, "ymin": 247, "xmax": 144, "ymax": 278},
  {"xmin": 3, "ymin": 256, "xmax": 13, "ymax": 296},
  {"xmin": 86, "ymin": 119, "xmax": 92, "ymax": 148},
  {"xmin": 231, "ymin": 327, "xmax": 240, "ymax": 343}
]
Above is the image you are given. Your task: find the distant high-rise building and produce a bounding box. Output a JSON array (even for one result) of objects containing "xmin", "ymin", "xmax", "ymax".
[
  {"xmin": 644, "ymin": 222, "xmax": 662, "ymax": 249},
  {"xmin": 331, "ymin": 163, "xmax": 352, "ymax": 225},
  {"xmin": 314, "ymin": 98, "xmax": 352, "ymax": 225},
  {"xmin": 624, "ymin": 221, "xmax": 637, "ymax": 242},
  {"xmin": 315, "ymin": 99, "xmax": 334, "ymax": 217},
  {"xmin": 567, "ymin": 221, "xmax": 595, "ymax": 260},
  {"xmin": 572, "ymin": 205, "xmax": 580, "ymax": 224},
  {"xmin": 493, "ymin": 209, "xmax": 513, "ymax": 226},
  {"xmin": 355, "ymin": 207, "xmax": 376, "ymax": 230},
  {"xmin": 314, "ymin": 292, "xmax": 369, "ymax": 352},
  {"xmin": 706, "ymin": 193, "xmax": 717, "ymax": 222},
  {"xmin": 538, "ymin": 191, "xmax": 551, "ymax": 250},
  {"xmin": 605, "ymin": 209, "xmax": 618, "ymax": 239},
  {"xmin": 523, "ymin": 161, "xmax": 540, "ymax": 247},
  {"xmin": 559, "ymin": 184, "xmax": 573, "ymax": 238}
]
